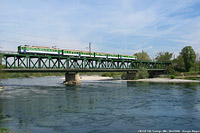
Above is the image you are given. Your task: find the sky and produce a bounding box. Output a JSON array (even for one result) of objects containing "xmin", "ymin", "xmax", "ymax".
[{"xmin": 0, "ymin": 0, "xmax": 200, "ymax": 58}]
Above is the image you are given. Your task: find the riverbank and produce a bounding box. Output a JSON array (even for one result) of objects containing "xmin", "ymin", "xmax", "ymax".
[
  {"xmin": 60, "ymin": 75, "xmax": 200, "ymax": 83},
  {"xmin": 132, "ymin": 78, "xmax": 200, "ymax": 83},
  {"xmin": 60, "ymin": 75, "xmax": 114, "ymax": 81},
  {"xmin": 80, "ymin": 75, "xmax": 114, "ymax": 81}
]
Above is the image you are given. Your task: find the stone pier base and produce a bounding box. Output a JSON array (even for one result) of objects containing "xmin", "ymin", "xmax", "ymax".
[
  {"xmin": 63, "ymin": 72, "xmax": 81, "ymax": 85},
  {"xmin": 126, "ymin": 72, "xmax": 137, "ymax": 80}
]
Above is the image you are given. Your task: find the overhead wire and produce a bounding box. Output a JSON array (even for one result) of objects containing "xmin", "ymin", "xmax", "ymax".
[{"xmin": 0, "ymin": 30, "xmax": 141, "ymax": 54}]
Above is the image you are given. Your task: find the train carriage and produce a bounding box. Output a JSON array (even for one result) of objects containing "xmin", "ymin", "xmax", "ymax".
[
  {"xmin": 18, "ymin": 45, "xmax": 137, "ymax": 60},
  {"xmin": 18, "ymin": 45, "xmax": 62, "ymax": 55}
]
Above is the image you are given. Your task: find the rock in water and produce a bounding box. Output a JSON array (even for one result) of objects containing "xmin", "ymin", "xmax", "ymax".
[{"xmin": 0, "ymin": 86, "xmax": 4, "ymax": 90}]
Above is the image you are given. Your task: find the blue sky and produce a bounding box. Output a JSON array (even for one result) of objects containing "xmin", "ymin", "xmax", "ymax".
[{"xmin": 0, "ymin": 0, "xmax": 200, "ymax": 58}]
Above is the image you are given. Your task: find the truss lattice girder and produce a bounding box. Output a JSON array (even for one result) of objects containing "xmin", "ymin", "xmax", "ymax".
[{"xmin": 1, "ymin": 54, "xmax": 171, "ymax": 70}]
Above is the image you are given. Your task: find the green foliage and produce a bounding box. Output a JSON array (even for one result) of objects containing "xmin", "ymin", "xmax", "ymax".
[
  {"xmin": 173, "ymin": 55, "xmax": 185, "ymax": 72},
  {"xmin": 0, "ymin": 65, "xmax": 6, "ymax": 79},
  {"xmin": 170, "ymin": 75, "xmax": 176, "ymax": 79},
  {"xmin": 185, "ymin": 77, "xmax": 199, "ymax": 80},
  {"xmin": 180, "ymin": 46, "xmax": 196, "ymax": 72},
  {"xmin": 0, "ymin": 127, "xmax": 10, "ymax": 133},
  {"xmin": 121, "ymin": 72, "xmax": 127, "ymax": 79},
  {"xmin": 101, "ymin": 72, "xmax": 122, "ymax": 78},
  {"xmin": 192, "ymin": 53, "xmax": 200, "ymax": 72},
  {"xmin": 137, "ymin": 67, "xmax": 149, "ymax": 79},
  {"xmin": 134, "ymin": 51, "xmax": 151, "ymax": 61},
  {"xmin": 165, "ymin": 66, "xmax": 176, "ymax": 75},
  {"xmin": 132, "ymin": 76, "xmax": 137, "ymax": 80},
  {"xmin": 0, "ymin": 72, "xmax": 65, "ymax": 79},
  {"xmin": 155, "ymin": 52, "xmax": 173, "ymax": 62}
]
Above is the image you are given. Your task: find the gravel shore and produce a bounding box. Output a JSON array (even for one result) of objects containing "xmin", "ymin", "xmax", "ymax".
[
  {"xmin": 80, "ymin": 75, "xmax": 113, "ymax": 81},
  {"xmin": 60, "ymin": 75, "xmax": 113, "ymax": 81},
  {"xmin": 60, "ymin": 75, "xmax": 200, "ymax": 83}
]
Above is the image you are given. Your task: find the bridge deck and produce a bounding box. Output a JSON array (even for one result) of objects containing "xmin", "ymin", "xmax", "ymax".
[{"xmin": 2, "ymin": 68, "xmax": 165, "ymax": 73}]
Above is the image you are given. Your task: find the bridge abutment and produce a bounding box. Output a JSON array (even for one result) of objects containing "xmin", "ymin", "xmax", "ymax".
[{"xmin": 64, "ymin": 72, "xmax": 81, "ymax": 85}]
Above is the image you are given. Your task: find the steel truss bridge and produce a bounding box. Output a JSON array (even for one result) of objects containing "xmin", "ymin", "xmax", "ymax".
[{"xmin": 0, "ymin": 53, "xmax": 171, "ymax": 72}]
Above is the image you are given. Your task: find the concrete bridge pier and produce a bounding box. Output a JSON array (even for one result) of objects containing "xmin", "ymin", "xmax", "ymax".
[
  {"xmin": 63, "ymin": 72, "xmax": 81, "ymax": 85},
  {"xmin": 126, "ymin": 72, "xmax": 137, "ymax": 80}
]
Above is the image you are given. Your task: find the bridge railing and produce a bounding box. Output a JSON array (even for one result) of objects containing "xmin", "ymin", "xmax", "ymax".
[{"xmin": 0, "ymin": 51, "xmax": 18, "ymax": 54}]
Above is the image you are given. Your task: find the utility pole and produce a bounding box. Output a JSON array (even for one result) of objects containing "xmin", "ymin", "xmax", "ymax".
[{"xmin": 89, "ymin": 42, "xmax": 91, "ymax": 57}]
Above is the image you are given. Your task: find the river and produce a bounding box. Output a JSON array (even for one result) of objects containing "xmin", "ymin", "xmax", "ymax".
[{"xmin": 0, "ymin": 77, "xmax": 200, "ymax": 132}]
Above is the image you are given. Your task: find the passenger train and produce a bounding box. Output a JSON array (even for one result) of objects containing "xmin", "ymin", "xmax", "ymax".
[{"xmin": 18, "ymin": 45, "xmax": 137, "ymax": 60}]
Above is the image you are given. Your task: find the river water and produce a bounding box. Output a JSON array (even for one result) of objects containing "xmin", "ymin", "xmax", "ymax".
[{"xmin": 0, "ymin": 77, "xmax": 200, "ymax": 133}]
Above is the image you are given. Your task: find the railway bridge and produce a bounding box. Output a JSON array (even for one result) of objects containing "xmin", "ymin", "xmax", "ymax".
[{"xmin": 0, "ymin": 53, "xmax": 171, "ymax": 84}]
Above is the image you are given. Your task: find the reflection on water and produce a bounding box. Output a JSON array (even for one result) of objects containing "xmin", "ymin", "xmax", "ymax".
[{"xmin": 0, "ymin": 77, "xmax": 200, "ymax": 132}]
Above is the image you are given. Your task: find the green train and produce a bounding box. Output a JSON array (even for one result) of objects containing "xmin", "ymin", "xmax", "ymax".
[{"xmin": 18, "ymin": 45, "xmax": 137, "ymax": 60}]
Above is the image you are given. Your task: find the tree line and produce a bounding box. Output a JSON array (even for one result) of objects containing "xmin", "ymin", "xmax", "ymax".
[{"xmin": 133, "ymin": 46, "xmax": 200, "ymax": 72}]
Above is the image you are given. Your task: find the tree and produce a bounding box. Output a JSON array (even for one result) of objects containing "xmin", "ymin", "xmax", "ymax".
[
  {"xmin": 180, "ymin": 46, "xmax": 196, "ymax": 72},
  {"xmin": 173, "ymin": 55, "xmax": 185, "ymax": 72},
  {"xmin": 195, "ymin": 53, "xmax": 200, "ymax": 72},
  {"xmin": 134, "ymin": 51, "xmax": 151, "ymax": 61},
  {"xmin": 137, "ymin": 67, "xmax": 149, "ymax": 79},
  {"xmin": 155, "ymin": 52, "xmax": 173, "ymax": 62}
]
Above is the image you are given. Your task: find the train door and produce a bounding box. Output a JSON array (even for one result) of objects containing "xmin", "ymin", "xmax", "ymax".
[
  {"xmin": 24, "ymin": 47, "xmax": 26, "ymax": 53},
  {"xmin": 58, "ymin": 50, "xmax": 60, "ymax": 55}
]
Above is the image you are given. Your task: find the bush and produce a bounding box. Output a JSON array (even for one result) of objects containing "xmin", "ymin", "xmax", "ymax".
[
  {"xmin": 121, "ymin": 72, "xmax": 126, "ymax": 79},
  {"xmin": 0, "ymin": 127, "xmax": 10, "ymax": 133},
  {"xmin": 170, "ymin": 75, "xmax": 176, "ymax": 79},
  {"xmin": 166, "ymin": 66, "xmax": 176, "ymax": 74},
  {"xmin": 138, "ymin": 67, "xmax": 149, "ymax": 79}
]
